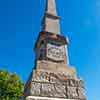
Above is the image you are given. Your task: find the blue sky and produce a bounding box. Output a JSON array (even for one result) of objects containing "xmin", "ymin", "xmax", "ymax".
[{"xmin": 0, "ymin": 0, "xmax": 100, "ymax": 100}]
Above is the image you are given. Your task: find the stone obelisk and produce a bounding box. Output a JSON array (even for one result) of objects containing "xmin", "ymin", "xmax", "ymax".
[{"xmin": 24, "ymin": 0, "xmax": 86, "ymax": 100}]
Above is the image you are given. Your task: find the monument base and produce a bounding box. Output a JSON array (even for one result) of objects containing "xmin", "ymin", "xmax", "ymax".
[
  {"xmin": 26, "ymin": 96, "xmax": 79, "ymax": 100},
  {"xmin": 24, "ymin": 63, "xmax": 86, "ymax": 100}
]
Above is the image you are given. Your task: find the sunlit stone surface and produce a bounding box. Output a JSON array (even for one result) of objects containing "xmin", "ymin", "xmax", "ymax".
[{"xmin": 24, "ymin": 70, "xmax": 86, "ymax": 100}]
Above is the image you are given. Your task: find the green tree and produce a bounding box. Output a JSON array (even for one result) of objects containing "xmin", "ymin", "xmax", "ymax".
[{"xmin": 0, "ymin": 70, "xmax": 24, "ymax": 100}]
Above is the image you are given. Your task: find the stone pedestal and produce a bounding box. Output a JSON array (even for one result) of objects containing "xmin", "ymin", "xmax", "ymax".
[{"xmin": 24, "ymin": 63, "xmax": 86, "ymax": 100}]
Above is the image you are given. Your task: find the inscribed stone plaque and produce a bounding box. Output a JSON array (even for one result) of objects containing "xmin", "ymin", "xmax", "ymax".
[{"xmin": 47, "ymin": 43, "xmax": 65, "ymax": 61}]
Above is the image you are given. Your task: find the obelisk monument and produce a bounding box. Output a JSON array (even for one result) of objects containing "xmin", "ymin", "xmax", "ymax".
[{"xmin": 24, "ymin": 0, "xmax": 86, "ymax": 100}]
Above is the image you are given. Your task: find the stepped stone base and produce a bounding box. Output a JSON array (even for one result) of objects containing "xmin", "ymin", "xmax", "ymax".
[
  {"xmin": 24, "ymin": 69, "xmax": 86, "ymax": 100},
  {"xmin": 24, "ymin": 61, "xmax": 86, "ymax": 100}
]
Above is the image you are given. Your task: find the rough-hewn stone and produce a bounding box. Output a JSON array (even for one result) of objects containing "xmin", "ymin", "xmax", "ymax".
[
  {"xmin": 54, "ymin": 84, "xmax": 66, "ymax": 98},
  {"xmin": 78, "ymin": 87, "xmax": 86, "ymax": 100},
  {"xmin": 30, "ymin": 82, "xmax": 41, "ymax": 96},
  {"xmin": 66, "ymin": 86, "xmax": 78, "ymax": 99},
  {"xmin": 32, "ymin": 71, "xmax": 50, "ymax": 82},
  {"xmin": 41, "ymin": 83, "xmax": 54, "ymax": 97},
  {"xmin": 36, "ymin": 61, "xmax": 76, "ymax": 76},
  {"xmin": 24, "ymin": 70, "xmax": 86, "ymax": 100}
]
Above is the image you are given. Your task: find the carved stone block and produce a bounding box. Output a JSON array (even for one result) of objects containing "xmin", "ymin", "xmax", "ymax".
[
  {"xmin": 32, "ymin": 71, "xmax": 50, "ymax": 83},
  {"xmin": 30, "ymin": 82, "xmax": 41, "ymax": 96},
  {"xmin": 41, "ymin": 83, "xmax": 54, "ymax": 97},
  {"xmin": 69, "ymin": 79, "xmax": 76, "ymax": 87},
  {"xmin": 66, "ymin": 86, "xmax": 78, "ymax": 99},
  {"xmin": 49, "ymin": 73, "xmax": 59, "ymax": 83},
  {"xmin": 54, "ymin": 84, "xmax": 66, "ymax": 98},
  {"xmin": 49, "ymin": 72, "xmax": 68, "ymax": 84},
  {"xmin": 78, "ymin": 88, "xmax": 86, "ymax": 100}
]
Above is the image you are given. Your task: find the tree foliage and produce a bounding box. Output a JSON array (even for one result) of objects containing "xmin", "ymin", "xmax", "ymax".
[{"xmin": 0, "ymin": 70, "xmax": 24, "ymax": 100}]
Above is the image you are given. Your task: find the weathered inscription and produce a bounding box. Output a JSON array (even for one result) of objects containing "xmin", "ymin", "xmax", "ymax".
[{"xmin": 47, "ymin": 43, "xmax": 64, "ymax": 61}]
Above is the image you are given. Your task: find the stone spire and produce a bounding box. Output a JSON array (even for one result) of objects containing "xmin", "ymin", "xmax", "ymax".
[
  {"xmin": 45, "ymin": 0, "xmax": 57, "ymax": 15},
  {"xmin": 42, "ymin": 0, "xmax": 60, "ymax": 34}
]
